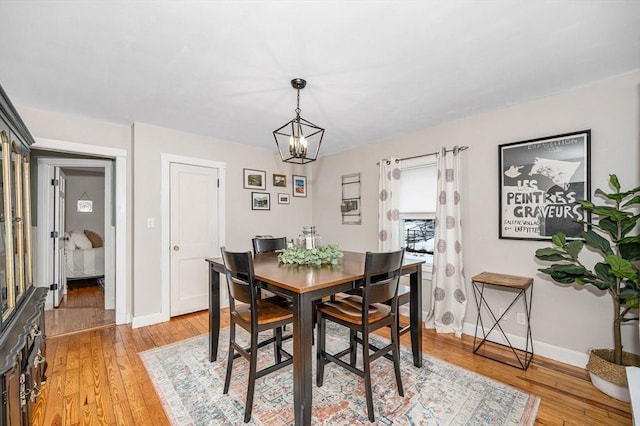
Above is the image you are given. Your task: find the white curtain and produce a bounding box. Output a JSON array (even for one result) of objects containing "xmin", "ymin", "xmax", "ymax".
[
  {"xmin": 378, "ymin": 158, "xmax": 401, "ymax": 251},
  {"xmin": 431, "ymin": 146, "xmax": 466, "ymax": 337}
]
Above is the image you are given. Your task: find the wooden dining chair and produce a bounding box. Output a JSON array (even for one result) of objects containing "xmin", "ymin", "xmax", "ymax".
[
  {"xmin": 315, "ymin": 249, "xmax": 405, "ymax": 422},
  {"xmin": 220, "ymin": 247, "xmax": 294, "ymax": 423},
  {"xmin": 252, "ymin": 236, "xmax": 287, "ymax": 254}
]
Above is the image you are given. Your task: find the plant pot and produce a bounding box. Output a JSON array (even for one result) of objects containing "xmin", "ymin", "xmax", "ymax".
[{"xmin": 586, "ymin": 349, "xmax": 640, "ymax": 402}]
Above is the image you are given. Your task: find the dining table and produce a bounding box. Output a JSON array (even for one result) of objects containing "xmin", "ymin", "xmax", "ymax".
[{"xmin": 205, "ymin": 250, "xmax": 424, "ymax": 426}]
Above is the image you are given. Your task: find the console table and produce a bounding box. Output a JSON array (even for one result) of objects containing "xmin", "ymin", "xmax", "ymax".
[{"xmin": 472, "ymin": 272, "xmax": 533, "ymax": 370}]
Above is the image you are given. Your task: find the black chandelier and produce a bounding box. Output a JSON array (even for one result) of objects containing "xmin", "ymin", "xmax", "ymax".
[{"xmin": 273, "ymin": 78, "xmax": 325, "ymax": 164}]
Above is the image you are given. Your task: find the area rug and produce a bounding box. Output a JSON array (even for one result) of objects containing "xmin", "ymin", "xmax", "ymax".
[{"xmin": 139, "ymin": 325, "xmax": 540, "ymax": 425}]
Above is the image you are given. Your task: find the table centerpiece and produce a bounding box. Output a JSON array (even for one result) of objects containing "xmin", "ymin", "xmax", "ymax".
[{"xmin": 277, "ymin": 244, "xmax": 344, "ymax": 266}]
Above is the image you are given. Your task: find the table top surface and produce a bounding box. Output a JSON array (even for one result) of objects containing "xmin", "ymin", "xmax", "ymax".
[{"xmin": 207, "ymin": 251, "xmax": 425, "ymax": 294}]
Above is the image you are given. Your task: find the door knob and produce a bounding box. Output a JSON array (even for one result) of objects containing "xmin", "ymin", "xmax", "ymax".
[{"xmin": 173, "ymin": 245, "xmax": 180, "ymax": 251}]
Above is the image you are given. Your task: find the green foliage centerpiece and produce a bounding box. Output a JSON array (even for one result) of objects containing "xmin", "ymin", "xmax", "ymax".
[{"xmin": 278, "ymin": 244, "xmax": 344, "ymax": 266}]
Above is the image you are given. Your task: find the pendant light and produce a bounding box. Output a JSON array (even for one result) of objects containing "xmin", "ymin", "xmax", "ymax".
[{"xmin": 273, "ymin": 78, "xmax": 324, "ymax": 164}]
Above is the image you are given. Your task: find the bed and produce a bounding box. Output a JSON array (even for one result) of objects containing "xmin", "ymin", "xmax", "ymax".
[{"xmin": 65, "ymin": 230, "xmax": 105, "ymax": 280}]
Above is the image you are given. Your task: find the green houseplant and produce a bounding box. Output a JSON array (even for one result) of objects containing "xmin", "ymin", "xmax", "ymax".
[{"xmin": 535, "ymin": 174, "xmax": 640, "ymax": 399}]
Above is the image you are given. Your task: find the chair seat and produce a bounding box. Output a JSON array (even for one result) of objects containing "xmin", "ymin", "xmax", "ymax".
[
  {"xmin": 233, "ymin": 296, "xmax": 293, "ymax": 325},
  {"xmin": 316, "ymin": 296, "xmax": 391, "ymax": 325}
]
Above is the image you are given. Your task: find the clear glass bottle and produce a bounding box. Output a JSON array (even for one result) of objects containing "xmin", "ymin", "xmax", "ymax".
[{"xmin": 301, "ymin": 226, "xmax": 322, "ymax": 249}]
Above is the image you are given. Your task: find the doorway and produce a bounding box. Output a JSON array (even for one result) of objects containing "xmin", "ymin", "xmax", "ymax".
[{"xmin": 32, "ymin": 137, "xmax": 128, "ymax": 332}]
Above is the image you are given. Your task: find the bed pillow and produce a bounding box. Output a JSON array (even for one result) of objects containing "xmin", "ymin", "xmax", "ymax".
[
  {"xmin": 64, "ymin": 232, "xmax": 76, "ymax": 250},
  {"xmin": 84, "ymin": 229, "xmax": 104, "ymax": 248},
  {"xmin": 70, "ymin": 230, "xmax": 93, "ymax": 250}
]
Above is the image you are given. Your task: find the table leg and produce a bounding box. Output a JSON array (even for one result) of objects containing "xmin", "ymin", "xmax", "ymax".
[
  {"xmin": 209, "ymin": 265, "xmax": 220, "ymax": 362},
  {"xmin": 409, "ymin": 267, "xmax": 423, "ymax": 367},
  {"xmin": 292, "ymin": 292, "xmax": 314, "ymax": 426}
]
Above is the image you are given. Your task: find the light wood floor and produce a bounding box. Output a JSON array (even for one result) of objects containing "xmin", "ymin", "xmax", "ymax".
[
  {"xmin": 44, "ymin": 280, "xmax": 115, "ymax": 337},
  {"xmin": 31, "ymin": 310, "xmax": 632, "ymax": 425}
]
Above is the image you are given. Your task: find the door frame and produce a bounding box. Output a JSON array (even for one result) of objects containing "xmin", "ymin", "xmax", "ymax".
[
  {"xmin": 38, "ymin": 160, "xmax": 112, "ymax": 308},
  {"xmin": 161, "ymin": 153, "xmax": 226, "ymax": 322},
  {"xmin": 33, "ymin": 137, "xmax": 128, "ymax": 324}
]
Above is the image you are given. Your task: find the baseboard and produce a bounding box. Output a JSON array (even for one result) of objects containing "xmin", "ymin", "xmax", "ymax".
[
  {"xmin": 132, "ymin": 312, "xmax": 164, "ymax": 329},
  {"xmin": 404, "ymin": 308, "xmax": 588, "ymax": 368},
  {"xmin": 461, "ymin": 320, "xmax": 588, "ymax": 368}
]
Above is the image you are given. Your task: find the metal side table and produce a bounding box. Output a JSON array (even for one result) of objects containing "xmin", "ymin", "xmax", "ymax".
[{"xmin": 472, "ymin": 272, "xmax": 533, "ymax": 370}]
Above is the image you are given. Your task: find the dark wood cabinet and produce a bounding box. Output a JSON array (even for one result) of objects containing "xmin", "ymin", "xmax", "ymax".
[{"xmin": 0, "ymin": 83, "xmax": 46, "ymax": 425}]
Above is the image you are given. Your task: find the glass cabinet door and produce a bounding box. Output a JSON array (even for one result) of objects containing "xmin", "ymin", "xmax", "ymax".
[
  {"xmin": 22, "ymin": 154, "xmax": 32, "ymax": 289},
  {"xmin": 0, "ymin": 130, "xmax": 14, "ymax": 321},
  {"xmin": 11, "ymin": 143, "xmax": 25, "ymax": 304}
]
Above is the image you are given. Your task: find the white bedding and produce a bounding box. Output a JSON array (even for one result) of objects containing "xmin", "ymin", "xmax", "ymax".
[{"xmin": 65, "ymin": 247, "xmax": 105, "ymax": 279}]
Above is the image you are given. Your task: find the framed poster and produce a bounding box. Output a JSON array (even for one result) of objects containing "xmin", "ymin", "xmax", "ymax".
[
  {"xmin": 243, "ymin": 168, "xmax": 266, "ymax": 190},
  {"xmin": 292, "ymin": 175, "xmax": 307, "ymax": 197},
  {"xmin": 499, "ymin": 130, "xmax": 590, "ymax": 240},
  {"xmin": 251, "ymin": 192, "xmax": 270, "ymax": 210}
]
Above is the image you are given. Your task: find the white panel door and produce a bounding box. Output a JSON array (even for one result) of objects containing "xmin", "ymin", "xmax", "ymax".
[
  {"xmin": 170, "ymin": 163, "xmax": 219, "ymax": 316},
  {"xmin": 52, "ymin": 167, "xmax": 66, "ymax": 307}
]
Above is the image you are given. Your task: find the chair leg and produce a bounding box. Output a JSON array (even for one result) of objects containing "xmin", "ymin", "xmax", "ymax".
[
  {"xmin": 316, "ymin": 311, "xmax": 325, "ymax": 387},
  {"xmin": 361, "ymin": 331, "xmax": 375, "ymax": 422},
  {"xmin": 244, "ymin": 331, "xmax": 259, "ymax": 423},
  {"xmin": 274, "ymin": 327, "xmax": 283, "ymax": 364},
  {"xmin": 391, "ymin": 318, "xmax": 404, "ymax": 397},
  {"xmin": 349, "ymin": 330, "xmax": 357, "ymax": 366},
  {"xmin": 223, "ymin": 323, "xmax": 236, "ymax": 394}
]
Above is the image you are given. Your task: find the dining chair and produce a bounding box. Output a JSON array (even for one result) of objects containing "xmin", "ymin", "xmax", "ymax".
[
  {"xmin": 251, "ymin": 235, "xmax": 291, "ymax": 310},
  {"xmin": 315, "ymin": 249, "xmax": 405, "ymax": 422},
  {"xmin": 252, "ymin": 236, "xmax": 287, "ymax": 254},
  {"xmin": 220, "ymin": 247, "xmax": 294, "ymax": 423}
]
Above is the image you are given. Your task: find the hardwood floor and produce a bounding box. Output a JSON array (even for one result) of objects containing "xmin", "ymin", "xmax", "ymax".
[
  {"xmin": 32, "ymin": 310, "xmax": 632, "ymax": 425},
  {"xmin": 44, "ymin": 279, "xmax": 115, "ymax": 337}
]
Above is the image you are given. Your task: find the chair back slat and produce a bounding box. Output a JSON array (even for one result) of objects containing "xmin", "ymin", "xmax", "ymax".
[
  {"xmin": 252, "ymin": 236, "xmax": 287, "ymax": 254},
  {"xmin": 363, "ymin": 249, "xmax": 405, "ymax": 305},
  {"xmin": 221, "ymin": 247, "xmax": 257, "ymax": 306}
]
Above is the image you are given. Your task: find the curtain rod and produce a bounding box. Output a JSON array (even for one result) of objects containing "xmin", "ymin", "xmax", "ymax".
[{"xmin": 377, "ymin": 145, "xmax": 469, "ymax": 165}]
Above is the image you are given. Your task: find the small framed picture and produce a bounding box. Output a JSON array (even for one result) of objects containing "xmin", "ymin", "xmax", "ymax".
[
  {"xmin": 273, "ymin": 174, "xmax": 287, "ymax": 187},
  {"xmin": 243, "ymin": 168, "xmax": 266, "ymax": 190},
  {"xmin": 277, "ymin": 193, "xmax": 290, "ymax": 204},
  {"xmin": 292, "ymin": 175, "xmax": 307, "ymax": 197},
  {"xmin": 251, "ymin": 192, "xmax": 270, "ymax": 210},
  {"xmin": 77, "ymin": 200, "xmax": 93, "ymax": 213}
]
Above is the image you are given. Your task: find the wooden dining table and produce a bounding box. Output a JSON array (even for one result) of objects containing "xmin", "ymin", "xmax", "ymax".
[{"xmin": 205, "ymin": 250, "xmax": 424, "ymax": 426}]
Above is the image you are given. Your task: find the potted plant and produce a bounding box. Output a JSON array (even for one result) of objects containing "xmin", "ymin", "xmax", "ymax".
[{"xmin": 535, "ymin": 174, "xmax": 640, "ymax": 401}]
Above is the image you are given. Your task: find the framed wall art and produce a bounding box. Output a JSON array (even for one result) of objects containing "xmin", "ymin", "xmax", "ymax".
[
  {"xmin": 251, "ymin": 192, "xmax": 270, "ymax": 210},
  {"xmin": 273, "ymin": 174, "xmax": 287, "ymax": 187},
  {"xmin": 341, "ymin": 173, "xmax": 361, "ymax": 224},
  {"xmin": 498, "ymin": 130, "xmax": 590, "ymax": 240},
  {"xmin": 292, "ymin": 175, "xmax": 307, "ymax": 197},
  {"xmin": 277, "ymin": 193, "xmax": 290, "ymax": 204},
  {"xmin": 243, "ymin": 168, "xmax": 266, "ymax": 190}
]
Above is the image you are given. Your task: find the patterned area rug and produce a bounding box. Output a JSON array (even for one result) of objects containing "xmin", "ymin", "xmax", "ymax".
[{"xmin": 139, "ymin": 325, "xmax": 540, "ymax": 425}]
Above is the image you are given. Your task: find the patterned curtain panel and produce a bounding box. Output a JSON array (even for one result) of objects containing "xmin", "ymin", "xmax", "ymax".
[
  {"xmin": 432, "ymin": 146, "xmax": 467, "ymax": 336},
  {"xmin": 378, "ymin": 158, "xmax": 401, "ymax": 251}
]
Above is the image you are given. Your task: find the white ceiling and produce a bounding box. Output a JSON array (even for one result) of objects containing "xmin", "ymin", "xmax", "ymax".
[{"xmin": 1, "ymin": 1, "xmax": 639, "ymax": 156}]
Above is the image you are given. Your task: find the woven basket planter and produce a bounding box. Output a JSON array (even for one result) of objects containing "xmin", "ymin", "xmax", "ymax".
[{"xmin": 586, "ymin": 349, "xmax": 640, "ymax": 402}]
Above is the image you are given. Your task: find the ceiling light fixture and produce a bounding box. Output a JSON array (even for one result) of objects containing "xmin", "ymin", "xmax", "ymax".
[{"xmin": 273, "ymin": 78, "xmax": 324, "ymax": 164}]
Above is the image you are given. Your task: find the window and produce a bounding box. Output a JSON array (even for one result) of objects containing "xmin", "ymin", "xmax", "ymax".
[{"xmin": 398, "ymin": 157, "xmax": 437, "ymax": 265}]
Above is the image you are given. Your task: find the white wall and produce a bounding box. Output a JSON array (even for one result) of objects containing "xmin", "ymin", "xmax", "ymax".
[
  {"xmin": 131, "ymin": 122, "xmax": 312, "ymax": 320},
  {"xmin": 64, "ymin": 170, "xmax": 105, "ymax": 237},
  {"xmin": 312, "ymin": 71, "xmax": 640, "ymax": 366}
]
